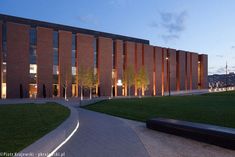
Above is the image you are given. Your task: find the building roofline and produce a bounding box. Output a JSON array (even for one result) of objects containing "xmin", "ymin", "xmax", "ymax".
[{"xmin": 0, "ymin": 14, "xmax": 149, "ymax": 44}]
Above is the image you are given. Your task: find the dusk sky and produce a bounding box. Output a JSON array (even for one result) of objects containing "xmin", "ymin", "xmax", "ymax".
[{"xmin": 1, "ymin": 0, "xmax": 235, "ymax": 75}]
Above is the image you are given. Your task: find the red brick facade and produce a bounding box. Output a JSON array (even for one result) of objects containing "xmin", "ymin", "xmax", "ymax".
[
  {"xmin": 98, "ymin": 37, "xmax": 112, "ymax": 97},
  {"xmin": 125, "ymin": 41, "xmax": 135, "ymax": 96},
  {"xmin": 144, "ymin": 45, "xmax": 154, "ymax": 96},
  {"xmin": 6, "ymin": 22, "xmax": 30, "ymax": 98},
  {"xmin": 115, "ymin": 40, "xmax": 123, "ymax": 96},
  {"xmin": 176, "ymin": 50, "xmax": 186, "ymax": 91},
  {"xmin": 155, "ymin": 47, "xmax": 163, "ymax": 95},
  {"xmin": 0, "ymin": 15, "xmax": 208, "ymax": 99},
  {"xmin": 59, "ymin": 30, "xmax": 72, "ymax": 97},
  {"xmin": 77, "ymin": 33, "xmax": 94, "ymax": 97},
  {"xmin": 169, "ymin": 48, "xmax": 177, "ymax": 91},
  {"xmin": 37, "ymin": 27, "xmax": 53, "ymax": 98}
]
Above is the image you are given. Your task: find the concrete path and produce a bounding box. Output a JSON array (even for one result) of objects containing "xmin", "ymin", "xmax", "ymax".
[
  {"xmin": 57, "ymin": 108, "xmax": 149, "ymax": 157},
  {"xmin": 121, "ymin": 119, "xmax": 235, "ymax": 157}
]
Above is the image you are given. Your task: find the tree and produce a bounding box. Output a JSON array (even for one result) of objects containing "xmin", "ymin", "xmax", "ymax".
[
  {"xmin": 83, "ymin": 68, "xmax": 95, "ymax": 99},
  {"xmin": 136, "ymin": 66, "xmax": 149, "ymax": 97},
  {"xmin": 78, "ymin": 66, "xmax": 86, "ymax": 100},
  {"xmin": 123, "ymin": 65, "xmax": 135, "ymax": 97},
  {"xmin": 62, "ymin": 80, "xmax": 68, "ymax": 100}
]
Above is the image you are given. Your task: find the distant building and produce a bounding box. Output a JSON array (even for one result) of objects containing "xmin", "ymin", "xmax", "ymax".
[
  {"xmin": 0, "ymin": 14, "xmax": 208, "ymax": 98},
  {"xmin": 209, "ymin": 73, "xmax": 235, "ymax": 88}
]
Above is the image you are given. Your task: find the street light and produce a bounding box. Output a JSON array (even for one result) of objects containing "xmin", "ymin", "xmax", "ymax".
[{"xmin": 166, "ymin": 56, "xmax": 171, "ymax": 96}]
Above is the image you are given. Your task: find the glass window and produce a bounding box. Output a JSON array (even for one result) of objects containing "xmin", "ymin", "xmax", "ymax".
[
  {"xmin": 29, "ymin": 74, "xmax": 37, "ymax": 84},
  {"xmin": 53, "ymin": 75, "xmax": 59, "ymax": 84},
  {"xmin": 113, "ymin": 40, "xmax": 116, "ymax": 69},
  {"xmin": 72, "ymin": 50, "xmax": 76, "ymax": 67},
  {"xmin": 53, "ymin": 65, "xmax": 59, "ymax": 75},
  {"xmin": 53, "ymin": 48, "xmax": 59, "ymax": 65},
  {"xmin": 2, "ymin": 43, "xmax": 7, "ymax": 62},
  {"xmin": 72, "ymin": 67, "xmax": 76, "ymax": 75},
  {"xmin": 93, "ymin": 38, "xmax": 98, "ymax": 68},
  {"xmin": 1, "ymin": 83, "xmax": 6, "ymax": 99},
  {"xmin": 30, "ymin": 64, "xmax": 37, "ymax": 74},
  {"xmin": 2, "ymin": 23, "xmax": 7, "ymax": 52},
  {"xmin": 2, "ymin": 23, "xmax": 6, "ymax": 42},
  {"xmin": 53, "ymin": 31, "xmax": 58, "ymax": 48},
  {"xmin": 2, "ymin": 63, "xmax": 6, "ymax": 83},
  {"xmin": 123, "ymin": 42, "xmax": 126, "ymax": 69},
  {"xmin": 72, "ymin": 34, "xmax": 76, "ymax": 50},
  {"xmin": 29, "ymin": 46, "xmax": 37, "ymax": 64},
  {"xmin": 30, "ymin": 28, "xmax": 37, "ymax": 45},
  {"xmin": 72, "ymin": 75, "xmax": 76, "ymax": 84}
]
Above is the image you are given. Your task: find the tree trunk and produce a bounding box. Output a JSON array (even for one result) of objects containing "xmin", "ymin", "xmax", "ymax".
[
  {"xmin": 138, "ymin": 89, "xmax": 141, "ymax": 98},
  {"xmin": 65, "ymin": 87, "xmax": 67, "ymax": 100},
  {"xmin": 90, "ymin": 87, "xmax": 92, "ymax": 100},
  {"xmin": 81, "ymin": 86, "xmax": 83, "ymax": 100},
  {"xmin": 128, "ymin": 85, "xmax": 130, "ymax": 98}
]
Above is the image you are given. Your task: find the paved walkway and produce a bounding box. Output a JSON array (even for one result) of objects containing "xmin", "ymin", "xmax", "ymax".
[
  {"xmin": 57, "ymin": 108, "xmax": 235, "ymax": 157},
  {"xmin": 121, "ymin": 119, "xmax": 235, "ymax": 157},
  {"xmin": 57, "ymin": 108, "xmax": 149, "ymax": 157}
]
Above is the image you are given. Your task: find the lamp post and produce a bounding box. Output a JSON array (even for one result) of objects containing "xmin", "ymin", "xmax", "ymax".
[{"xmin": 166, "ymin": 56, "xmax": 171, "ymax": 96}]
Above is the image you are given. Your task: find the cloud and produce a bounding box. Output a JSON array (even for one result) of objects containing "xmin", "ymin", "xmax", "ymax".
[
  {"xmin": 160, "ymin": 11, "xmax": 187, "ymax": 34},
  {"xmin": 151, "ymin": 10, "xmax": 188, "ymax": 43},
  {"xmin": 76, "ymin": 14, "xmax": 98, "ymax": 25},
  {"xmin": 231, "ymin": 46, "xmax": 235, "ymax": 49}
]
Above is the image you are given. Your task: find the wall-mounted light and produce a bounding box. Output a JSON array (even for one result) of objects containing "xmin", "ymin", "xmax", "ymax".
[{"xmin": 117, "ymin": 79, "xmax": 123, "ymax": 86}]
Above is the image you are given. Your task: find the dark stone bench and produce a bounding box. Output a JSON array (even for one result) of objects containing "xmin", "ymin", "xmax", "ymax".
[{"xmin": 146, "ymin": 118, "xmax": 235, "ymax": 149}]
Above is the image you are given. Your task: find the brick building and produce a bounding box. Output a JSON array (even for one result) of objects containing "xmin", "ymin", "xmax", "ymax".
[{"xmin": 0, "ymin": 14, "xmax": 208, "ymax": 99}]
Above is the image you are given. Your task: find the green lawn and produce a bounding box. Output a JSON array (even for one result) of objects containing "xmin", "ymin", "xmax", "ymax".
[
  {"xmin": 0, "ymin": 103, "xmax": 70, "ymax": 154},
  {"xmin": 84, "ymin": 91, "xmax": 235, "ymax": 128}
]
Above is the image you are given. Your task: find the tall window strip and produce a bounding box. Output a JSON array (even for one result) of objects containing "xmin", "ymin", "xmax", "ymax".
[
  {"xmin": 93, "ymin": 38, "xmax": 99, "ymax": 96},
  {"xmin": 93, "ymin": 38, "xmax": 98, "ymax": 75},
  {"xmin": 112, "ymin": 40, "xmax": 116, "ymax": 97},
  {"xmin": 123, "ymin": 42, "xmax": 126, "ymax": 70},
  {"xmin": 112, "ymin": 40, "xmax": 116, "ymax": 69},
  {"xmin": 1, "ymin": 22, "xmax": 7, "ymax": 98},
  {"xmin": 122, "ymin": 42, "xmax": 126, "ymax": 96},
  {"xmin": 53, "ymin": 31, "xmax": 59, "ymax": 96},
  {"xmin": 29, "ymin": 27, "xmax": 37, "ymax": 98},
  {"xmin": 198, "ymin": 57, "xmax": 201, "ymax": 89},
  {"xmin": 71, "ymin": 33, "xmax": 77, "ymax": 96}
]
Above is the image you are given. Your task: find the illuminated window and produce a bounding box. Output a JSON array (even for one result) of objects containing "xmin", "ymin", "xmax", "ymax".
[
  {"xmin": 53, "ymin": 65, "xmax": 59, "ymax": 75},
  {"xmin": 52, "ymin": 31, "xmax": 59, "ymax": 97},
  {"xmin": 72, "ymin": 34, "xmax": 77, "ymax": 87},
  {"xmin": 1, "ymin": 23, "xmax": 7, "ymax": 98},
  {"xmin": 29, "ymin": 27, "xmax": 37, "ymax": 98},
  {"xmin": 30, "ymin": 64, "xmax": 37, "ymax": 74}
]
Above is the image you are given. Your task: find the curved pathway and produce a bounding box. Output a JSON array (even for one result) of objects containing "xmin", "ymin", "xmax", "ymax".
[{"xmin": 57, "ymin": 108, "xmax": 149, "ymax": 157}]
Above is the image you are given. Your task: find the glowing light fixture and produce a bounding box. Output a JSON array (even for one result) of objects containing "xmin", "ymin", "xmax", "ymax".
[{"xmin": 117, "ymin": 79, "xmax": 123, "ymax": 86}]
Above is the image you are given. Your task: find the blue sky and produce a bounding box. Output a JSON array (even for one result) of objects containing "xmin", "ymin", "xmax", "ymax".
[{"xmin": 1, "ymin": 0, "xmax": 235, "ymax": 75}]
